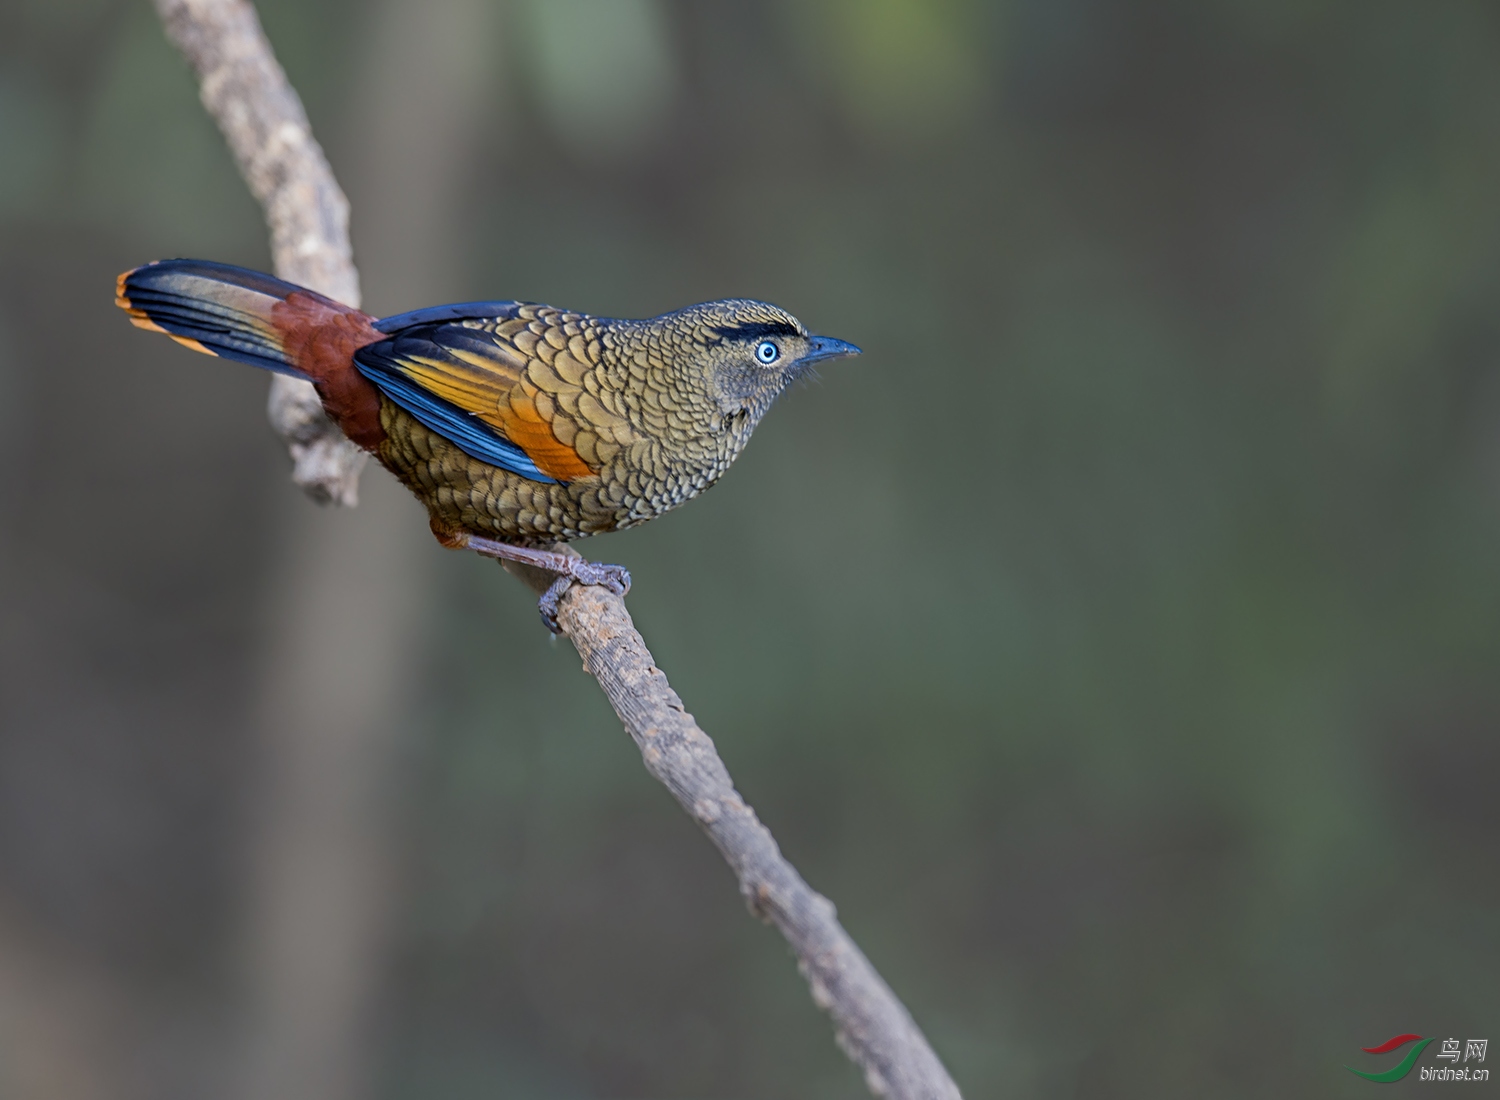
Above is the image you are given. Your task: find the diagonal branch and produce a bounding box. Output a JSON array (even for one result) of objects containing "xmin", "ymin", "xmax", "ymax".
[
  {"xmin": 153, "ymin": 2, "xmax": 961, "ymax": 1097},
  {"xmin": 506, "ymin": 556, "xmax": 963, "ymax": 1100},
  {"xmin": 154, "ymin": 0, "xmax": 367, "ymax": 506}
]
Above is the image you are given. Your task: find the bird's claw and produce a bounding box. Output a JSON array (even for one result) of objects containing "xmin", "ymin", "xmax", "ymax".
[
  {"xmin": 537, "ymin": 562, "xmax": 631, "ymax": 634},
  {"xmin": 453, "ymin": 531, "xmax": 630, "ymax": 633}
]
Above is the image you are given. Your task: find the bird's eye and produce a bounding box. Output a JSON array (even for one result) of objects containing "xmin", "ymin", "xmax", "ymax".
[{"xmin": 755, "ymin": 340, "xmax": 780, "ymax": 365}]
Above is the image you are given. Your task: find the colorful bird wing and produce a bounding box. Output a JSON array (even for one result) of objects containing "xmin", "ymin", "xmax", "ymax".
[{"xmin": 353, "ymin": 319, "xmax": 596, "ymax": 483}]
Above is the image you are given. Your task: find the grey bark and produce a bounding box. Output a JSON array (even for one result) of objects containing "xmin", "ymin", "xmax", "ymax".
[{"xmin": 154, "ymin": 0, "xmax": 367, "ymax": 505}]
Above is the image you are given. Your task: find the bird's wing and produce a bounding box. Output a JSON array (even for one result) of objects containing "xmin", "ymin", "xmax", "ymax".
[
  {"xmin": 354, "ymin": 313, "xmax": 598, "ymax": 484},
  {"xmin": 372, "ymin": 301, "xmax": 523, "ymax": 333}
]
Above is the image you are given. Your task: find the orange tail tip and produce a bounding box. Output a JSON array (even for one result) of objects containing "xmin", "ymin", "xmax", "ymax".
[{"xmin": 116, "ymin": 267, "xmax": 171, "ymax": 336}]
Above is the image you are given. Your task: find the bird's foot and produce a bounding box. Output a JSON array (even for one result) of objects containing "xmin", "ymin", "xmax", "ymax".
[
  {"xmin": 456, "ymin": 533, "xmax": 630, "ymax": 634},
  {"xmin": 537, "ymin": 561, "xmax": 631, "ymax": 632}
]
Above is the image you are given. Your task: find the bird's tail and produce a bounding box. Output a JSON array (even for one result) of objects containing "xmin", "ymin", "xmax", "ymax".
[
  {"xmin": 116, "ymin": 258, "xmax": 332, "ymax": 378},
  {"xmin": 116, "ymin": 258, "xmax": 390, "ymax": 450},
  {"xmin": 116, "ymin": 258, "xmax": 313, "ymax": 378}
]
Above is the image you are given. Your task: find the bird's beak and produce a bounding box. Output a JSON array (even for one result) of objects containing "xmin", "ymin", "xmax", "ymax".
[{"xmin": 801, "ymin": 335, "xmax": 862, "ymax": 365}]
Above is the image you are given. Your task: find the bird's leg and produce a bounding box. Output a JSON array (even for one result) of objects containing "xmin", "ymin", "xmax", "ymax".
[{"xmin": 455, "ymin": 532, "xmax": 631, "ymax": 634}]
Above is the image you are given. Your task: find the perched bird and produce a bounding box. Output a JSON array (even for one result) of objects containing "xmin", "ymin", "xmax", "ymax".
[{"xmin": 116, "ymin": 259, "xmax": 860, "ymax": 628}]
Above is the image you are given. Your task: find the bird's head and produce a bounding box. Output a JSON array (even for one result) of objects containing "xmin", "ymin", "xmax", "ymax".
[{"xmin": 658, "ymin": 299, "xmax": 861, "ymax": 431}]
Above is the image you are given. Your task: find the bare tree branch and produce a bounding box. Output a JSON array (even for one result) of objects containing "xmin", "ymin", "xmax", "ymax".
[
  {"xmin": 506, "ymin": 556, "xmax": 963, "ymax": 1100},
  {"xmin": 154, "ymin": 2, "xmax": 962, "ymax": 1097},
  {"xmin": 154, "ymin": 0, "xmax": 367, "ymax": 505}
]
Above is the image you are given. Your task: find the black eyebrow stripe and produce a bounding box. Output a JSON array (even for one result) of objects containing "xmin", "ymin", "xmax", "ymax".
[{"xmin": 709, "ymin": 321, "xmax": 803, "ymax": 343}]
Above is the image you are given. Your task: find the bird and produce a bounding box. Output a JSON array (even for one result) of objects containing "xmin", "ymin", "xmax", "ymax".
[{"xmin": 115, "ymin": 259, "xmax": 860, "ymax": 629}]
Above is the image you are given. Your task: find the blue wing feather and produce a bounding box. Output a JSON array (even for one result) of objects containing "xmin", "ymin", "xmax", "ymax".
[{"xmin": 355, "ymin": 340, "xmax": 557, "ymax": 483}]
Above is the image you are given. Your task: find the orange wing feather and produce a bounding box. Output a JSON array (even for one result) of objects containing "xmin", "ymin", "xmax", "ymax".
[
  {"xmin": 493, "ymin": 392, "xmax": 596, "ymax": 481},
  {"xmin": 373, "ymin": 329, "xmax": 597, "ymax": 482}
]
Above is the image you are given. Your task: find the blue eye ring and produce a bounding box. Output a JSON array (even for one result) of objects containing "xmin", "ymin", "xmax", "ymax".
[{"xmin": 755, "ymin": 340, "xmax": 780, "ymax": 365}]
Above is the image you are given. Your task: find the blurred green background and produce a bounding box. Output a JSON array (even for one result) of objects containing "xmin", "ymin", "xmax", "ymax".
[{"xmin": 0, "ymin": 0, "xmax": 1496, "ymax": 1097}]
